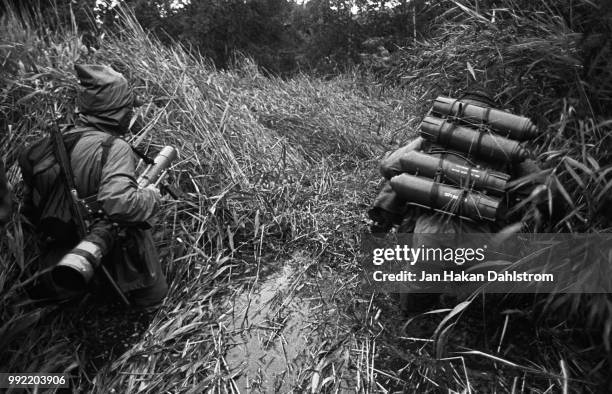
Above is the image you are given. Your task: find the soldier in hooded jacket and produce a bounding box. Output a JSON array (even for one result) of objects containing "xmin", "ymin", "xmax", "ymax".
[{"xmin": 19, "ymin": 64, "xmax": 168, "ymax": 307}]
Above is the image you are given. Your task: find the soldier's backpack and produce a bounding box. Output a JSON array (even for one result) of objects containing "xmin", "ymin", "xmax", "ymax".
[
  {"xmin": 389, "ymin": 93, "xmax": 541, "ymax": 223},
  {"xmin": 18, "ymin": 126, "xmax": 115, "ymax": 243}
]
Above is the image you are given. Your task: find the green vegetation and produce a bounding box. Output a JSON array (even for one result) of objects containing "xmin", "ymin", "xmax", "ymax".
[
  {"xmin": 1, "ymin": 0, "xmax": 611, "ymax": 392},
  {"xmin": 1, "ymin": 0, "xmax": 448, "ymax": 74}
]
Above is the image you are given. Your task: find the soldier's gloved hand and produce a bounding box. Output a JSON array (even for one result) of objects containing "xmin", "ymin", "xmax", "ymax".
[
  {"xmin": 85, "ymin": 219, "xmax": 117, "ymax": 256},
  {"xmin": 141, "ymin": 185, "xmax": 162, "ymax": 227},
  {"xmin": 145, "ymin": 184, "xmax": 162, "ymax": 201}
]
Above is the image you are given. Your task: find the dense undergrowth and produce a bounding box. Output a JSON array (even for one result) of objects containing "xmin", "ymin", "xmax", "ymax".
[
  {"xmin": 370, "ymin": 0, "xmax": 612, "ymax": 354},
  {"xmin": 1, "ymin": 0, "xmax": 611, "ymax": 392},
  {"xmin": 0, "ymin": 3, "xmax": 405, "ymax": 392},
  {"xmin": 372, "ymin": 0, "xmax": 612, "ymax": 391}
]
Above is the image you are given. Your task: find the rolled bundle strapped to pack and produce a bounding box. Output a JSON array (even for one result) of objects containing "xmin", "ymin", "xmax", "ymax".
[
  {"xmin": 420, "ymin": 116, "xmax": 529, "ymax": 163},
  {"xmin": 398, "ymin": 150, "xmax": 510, "ymax": 194},
  {"xmin": 390, "ymin": 173, "xmax": 501, "ymax": 222},
  {"xmin": 432, "ymin": 97, "xmax": 539, "ymax": 141}
]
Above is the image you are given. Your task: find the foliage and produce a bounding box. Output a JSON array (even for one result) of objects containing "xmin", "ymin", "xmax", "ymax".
[
  {"xmin": 1, "ymin": 0, "xmax": 451, "ymax": 75},
  {"xmin": 374, "ymin": 0, "xmax": 612, "ymax": 230},
  {"xmin": 1, "ymin": 0, "xmax": 611, "ymax": 392},
  {"xmin": 367, "ymin": 0, "xmax": 612, "ymax": 390},
  {"xmin": 0, "ymin": 2, "xmax": 404, "ymax": 391}
]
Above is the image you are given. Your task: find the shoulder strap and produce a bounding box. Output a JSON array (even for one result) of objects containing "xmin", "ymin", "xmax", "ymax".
[
  {"xmin": 63, "ymin": 128, "xmax": 115, "ymax": 185},
  {"xmin": 100, "ymin": 134, "xmax": 116, "ymax": 171},
  {"xmin": 79, "ymin": 134, "xmax": 117, "ymax": 215},
  {"xmin": 99, "ymin": 134, "xmax": 116, "ymax": 185},
  {"xmin": 64, "ymin": 130, "xmax": 87, "ymax": 156},
  {"xmin": 50, "ymin": 122, "xmax": 89, "ymax": 238}
]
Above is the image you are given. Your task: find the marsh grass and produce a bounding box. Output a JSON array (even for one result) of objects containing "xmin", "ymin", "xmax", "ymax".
[
  {"xmin": 0, "ymin": 2, "xmax": 409, "ymax": 392},
  {"xmin": 1, "ymin": 0, "xmax": 611, "ymax": 392},
  {"xmin": 365, "ymin": 0, "xmax": 612, "ymax": 391}
]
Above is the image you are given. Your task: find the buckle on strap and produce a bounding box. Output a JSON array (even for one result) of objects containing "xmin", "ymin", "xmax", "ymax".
[{"xmin": 79, "ymin": 194, "xmax": 104, "ymax": 217}]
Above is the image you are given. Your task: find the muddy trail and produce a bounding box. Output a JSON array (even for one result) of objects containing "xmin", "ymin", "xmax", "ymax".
[
  {"xmin": 204, "ymin": 157, "xmax": 611, "ymax": 393},
  {"xmin": 215, "ymin": 261, "xmax": 603, "ymax": 393},
  {"xmin": 223, "ymin": 257, "xmax": 339, "ymax": 392}
]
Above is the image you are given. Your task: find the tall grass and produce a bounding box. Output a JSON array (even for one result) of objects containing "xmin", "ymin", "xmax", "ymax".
[
  {"xmin": 1, "ymin": 0, "xmax": 611, "ymax": 392},
  {"xmin": 0, "ymin": 2, "xmax": 412, "ymax": 392},
  {"xmin": 369, "ymin": 0, "xmax": 612, "ymax": 390},
  {"xmin": 379, "ymin": 0, "xmax": 612, "ymax": 233}
]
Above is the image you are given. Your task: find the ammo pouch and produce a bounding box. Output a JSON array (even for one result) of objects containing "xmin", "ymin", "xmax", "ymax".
[{"xmin": 103, "ymin": 227, "xmax": 161, "ymax": 293}]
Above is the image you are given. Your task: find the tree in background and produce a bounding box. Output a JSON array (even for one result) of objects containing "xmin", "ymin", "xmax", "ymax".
[
  {"xmin": 124, "ymin": 0, "xmax": 300, "ymax": 74},
  {"xmin": 0, "ymin": 0, "xmax": 463, "ymax": 75},
  {"xmin": 122, "ymin": 0, "xmax": 443, "ymax": 74}
]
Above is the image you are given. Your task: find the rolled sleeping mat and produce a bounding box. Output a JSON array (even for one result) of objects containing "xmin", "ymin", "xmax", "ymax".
[
  {"xmin": 433, "ymin": 96, "xmax": 539, "ymax": 141},
  {"xmin": 398, "ymin": 150, "xmax": 510, "ymax": 194},
  {"xmin": 390, "ymin": 173, "xmax": 501, "ymax": 222},
  {"xmin": 420, "ymin": 116, "xmax": 530, "ymax": 163}
]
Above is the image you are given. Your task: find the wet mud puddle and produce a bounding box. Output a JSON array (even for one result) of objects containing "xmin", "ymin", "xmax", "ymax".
[{"xmin": 225, "ymin": 263, "xmax": 313, "ymax": 393}]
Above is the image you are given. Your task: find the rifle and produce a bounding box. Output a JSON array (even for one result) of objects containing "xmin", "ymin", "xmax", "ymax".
[{"xmin": 48, "ymin": 102, "xmax": 131, "ymax": 306}]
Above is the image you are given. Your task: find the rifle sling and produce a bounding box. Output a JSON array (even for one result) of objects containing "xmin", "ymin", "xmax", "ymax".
[{"xmin": 52, "ymin": 128, "xmax": 116, "ymax": 233}]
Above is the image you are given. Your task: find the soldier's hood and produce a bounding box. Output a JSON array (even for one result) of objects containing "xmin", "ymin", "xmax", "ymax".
[
  {"xmin": 74, "ymin": 64, "xmax": 142, "ymax": 134},
  {"xmin": 75, "ymin": 64, "xmax": 137, "ymax": 113}
]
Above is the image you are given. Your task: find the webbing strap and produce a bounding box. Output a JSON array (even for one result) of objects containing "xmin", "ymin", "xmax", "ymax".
[
  {"xmin": 436, "ymin": 154, "xmax": 445, "ymax": 183},
  {"xmin": 99, "ymin": 134, "xmax": 116, "ymax": 183},
  {"xmin": 63, "ymin": 129, "xmax": 88, "ymax": 188},
  {"xmin": 458, "ymin": 189, "xmax": 469, "ymax": 216},
  {"xmin": 449, "ymin": 124, "xmax": 458, "ymax": 147},
  {"xmin": 483, "ymin": 107, "xmax": 492, "ymax": 124},
  {"xmin": 457, "ymin": 101, "xmax": 465, "ymax": 117},
  {"xmin": 72, "ymin": 133, "xmax": 115, "ymax": 216},
  {"xmin": 466, "ymin": 166, "xmax": 474, "ymax": 189},
  {"xmin": 475, "ymin": 129, "xmax": 486, "ymax": 157},
  {"xmin": 131, "ymin": 145, "xmax": 154, "ymax": 165},
  {"xmin": 70, "ymin": 248, "xmax": 99, "ymax": 266},
  {"xmin": 429, "ymin": 182, "xmax": 440, "ymax": 209}
]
